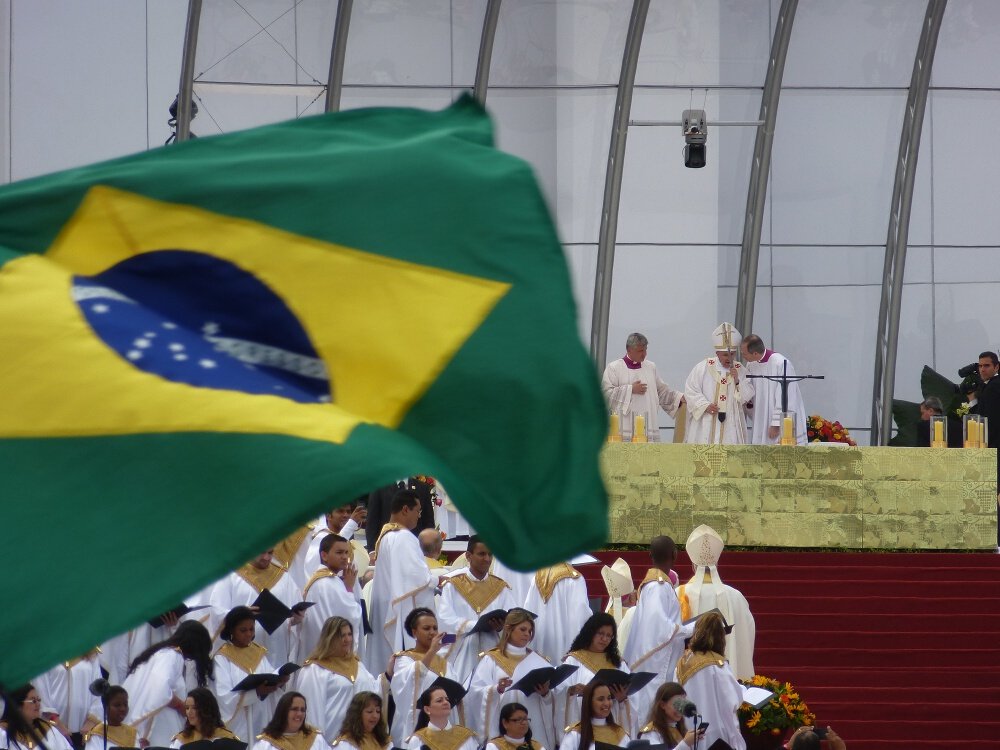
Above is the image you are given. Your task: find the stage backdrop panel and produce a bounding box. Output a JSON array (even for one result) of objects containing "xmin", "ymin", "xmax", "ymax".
[{"xmin": 602, "ymin": 444, "xmax": 996, "ymax": 550}]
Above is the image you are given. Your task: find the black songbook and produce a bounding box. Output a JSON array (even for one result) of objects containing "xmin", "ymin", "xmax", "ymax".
[
  {"xmin": 230, "ymin": 662, "xmax": 301, "ymax": 691},
  {"xmin": 707, "ymin": 741, "xmax": 734, "ymax": 750},
  {"xmin": 510, "ymin": 664, "xmax": 578, "ymax": 696},
  {"xmin": 173, "ymin": 740, "xmax": 248, "ymax": 750},
  {"xmin": 360, "ymin": 599, "xmax": 373, "ymax": 635},
  {"xmin": 252, "ymin": 588, "xmax": 314, "ymax": 634},
  {"xmin": 682, "ymin": 607, "xmax": 734, "ymax": 635},
  {"xmin": 429, "ymin": 675, "xmax": 468, "ymax": 706},
  {"xmin": 147, "ymin": 604, "xmax": 210, "ymax": 628},
  {"xmin": 595, "ymin": 743, "xmax": 623, "ymax": 750},
  {"xmin": 589, "ymin": 668, "xmax": 657, "ymax": 697},
  {"xmin": 468, "ymin": 609, "xmax": 508, "ymax": 635}
]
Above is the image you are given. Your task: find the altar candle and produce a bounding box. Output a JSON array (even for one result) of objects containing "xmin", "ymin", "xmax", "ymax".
[
  {"xmin": 634, "ymin": 414, "xmax": 645, "ymax": 437},
  {"xmin": 934, "ymin": 420, "xmax": 944, "ymax": 443},
  {"xmin": 968, "ymin": 420, "xmax": 979, "ymax": 447},
  {"xmin": 609, "ymin": 413, "xmax": 620, "ymax": 438},
  {"xmin": 782, "ymin": 417, "xmax": 793, "ymax": 442}
]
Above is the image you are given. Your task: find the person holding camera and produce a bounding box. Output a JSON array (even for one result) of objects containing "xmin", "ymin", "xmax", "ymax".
[
  {"xmin": 786, "ymin": 725, "xmax": 846, "ymax": 750},
  {"xmin": 970, "ymin": 351, "xmax": 1000, "ymax": 549}
]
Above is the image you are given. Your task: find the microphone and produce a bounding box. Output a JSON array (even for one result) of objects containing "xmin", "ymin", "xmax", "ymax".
[
  {"xmin": 89, "ymin": 678, "xmax": 111, "ymax": 697},
  {"xmin": 671, "ymin": 697, "xmax": 698, "ymax": 718}
]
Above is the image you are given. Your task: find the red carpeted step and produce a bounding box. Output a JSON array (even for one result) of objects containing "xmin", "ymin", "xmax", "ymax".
[
  {"xmin": 752, "ymin": 612, "xmax": 959, "ymax": 630},
  {"xmin": 747, "ymin": 595, "xmax": 1000, "ymax": 615},
  {"xmin": 825, "ymin": 719, "xmax": 1000, "ymax": 742},
  {"xmin": 726, "ymin": 579, "xmax": 1000, "ymax": 597},
  {"xmin": 766, "ymin": 666, "xmax": 1000, "ymax": 689},
  {"xmin": 756, "ymin": 646, "xmax": 1000, "ymax": 669},
  {"xmin": 753, "ymin": 629, "xmax": 999, "ymax": 651}
]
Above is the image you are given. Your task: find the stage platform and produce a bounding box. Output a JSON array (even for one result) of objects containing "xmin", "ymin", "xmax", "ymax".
[{"xmin": 601, "ymin": 443, "xmax": 997, "ymax": 550}]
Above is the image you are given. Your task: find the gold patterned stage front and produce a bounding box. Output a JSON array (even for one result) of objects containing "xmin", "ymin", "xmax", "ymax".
[{"xmin": 601, "ymin": 443, "xmax": 997, "ymax": 550}]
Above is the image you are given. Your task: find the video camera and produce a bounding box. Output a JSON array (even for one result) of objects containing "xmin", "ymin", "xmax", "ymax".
[{"xmin": 958, "ymin": 362, "xmax": 983, "ymax": 394}]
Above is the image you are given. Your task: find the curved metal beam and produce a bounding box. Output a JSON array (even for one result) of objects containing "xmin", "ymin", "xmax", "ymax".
[
  {"xmin": 473, "ymin": 0, "xmax": 502, "ymax": 106},
  {"xmin": 734, "ymin": 0, "xmax": 798, "ymax": 338},
  {"xmin": 590, "ymin": 0, "xmax": 650, "ymax": 368},
  {"xmin": 176, "ymin": 0, "xmax": 203, "ymax": 142},
  {"xmin": 324, "ymin": 0, "xmax": 354, "ymax": 113},
  {"xmin": 871, "ymin": 0, "xmax": 947, "ymax": 445}
]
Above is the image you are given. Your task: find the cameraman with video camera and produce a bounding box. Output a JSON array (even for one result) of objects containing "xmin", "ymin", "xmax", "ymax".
[{"xmin": 968, "ymin": 351, "xmax": 1000, "ymax": 549}]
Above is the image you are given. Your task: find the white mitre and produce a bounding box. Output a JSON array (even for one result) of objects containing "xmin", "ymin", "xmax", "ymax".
[
  {"xmin": 684, "ymin": 524, "xmax": 733, "ymax": 622},
  {"xmin": 601, "ymin": 557, "xmax": 634, "ymax": 624},
  {"xmin": 712, "ymin": 322, "xmax": 742, "ymax": 352}
]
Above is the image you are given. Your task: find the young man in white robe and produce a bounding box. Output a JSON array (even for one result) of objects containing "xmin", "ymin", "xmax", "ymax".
[
  {"xmin": 740, "ymin": 333, "xmax": 808, "ymax": 445},
  {"xmin": 621, "ymin": 536, "xmax": 692, "ymax": 723},
  {"xmin": 209, "ymin": 550, "xmax": 304, "ymax": 664},
  {"xmin": 437, "ymin": 535, "xmax": 519, "ymax": 682},
  {"xmin": 676, "ymin": 525, "xmax": 756, "ymax": 680},
  {"xmin": 522, "ymin": 561, "xmax": 593, "ymax": 663},
  {"xmin": 364, "ymin": 488, "xmax": 441, "ymax": 675},
  {"xmin": 602, "ymin": 332, "xmax": 684, "ymax": 442},
  {"xmin": 298, "ymin": 533, "xmax": 364, "ymax": 660},
  {"xmin": 684, "ymin": 323, "xmax": 754, "ymax": 445}
]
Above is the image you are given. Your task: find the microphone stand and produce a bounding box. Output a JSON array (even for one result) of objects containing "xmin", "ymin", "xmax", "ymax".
[{"xmin": 692, "ymin": 712, "xmax": 701, "ymax": 750}]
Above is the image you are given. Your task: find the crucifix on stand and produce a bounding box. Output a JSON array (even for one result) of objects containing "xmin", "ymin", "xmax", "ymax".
[{"xmin": 745, "ymin": 358, "xmax": 824, "ymax": 444}]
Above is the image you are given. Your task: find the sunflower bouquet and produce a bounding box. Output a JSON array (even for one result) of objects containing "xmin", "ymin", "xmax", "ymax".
[
  {"xmin": 738, "ymin": 675, "xmax": 816, "ymax": 736},
  {"xmin": 806, "ymin": 414, "xmax": 857, "ymax": 446}
]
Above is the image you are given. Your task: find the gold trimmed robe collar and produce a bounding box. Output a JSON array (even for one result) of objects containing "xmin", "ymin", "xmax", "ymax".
[
  {"xmin": 411, "ymin": 725, "xmax": 477, "ymax": 750},
  {"xmin": 236, "ymin": 560, "xmax": 288, "ymax": 593},
  {"xmin": 675, "ymin": 650, "xmax": 726, "ymax": 686},
  {"xmin": 533, "ymin": 563, "xmax": 579, "ymax": 603},
  {"xmin": 307, "ymin": 654, "xmax": 361, "ymax": 682},
  {"xmin": 217, "ymin": 641, "xmax": 268, "ymax": 674},
  {"xmin": 443, "ymin": 573, "xmax": 510, "ymax": 614}
]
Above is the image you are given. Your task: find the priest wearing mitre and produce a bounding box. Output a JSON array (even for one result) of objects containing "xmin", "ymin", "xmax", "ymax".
[
  {"xmin": 684, "ymin": 323, "xmax": 754, "ymax": 444},
  {"xmin": 676, "ymin": 525, "xmax": 756, "ymax": 679}
]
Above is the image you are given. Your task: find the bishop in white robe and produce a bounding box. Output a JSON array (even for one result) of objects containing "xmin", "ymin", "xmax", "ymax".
[
  {"xmin": 601, "ymin": 333, "xmax": 683, "ymax": 442},
  {"xmin": 740, "ymin": 335, "xmax": 808, "ymax": 445},
  {"xmin": 684, "ymin": 323, "xmax": 753, "ymax": 445}
]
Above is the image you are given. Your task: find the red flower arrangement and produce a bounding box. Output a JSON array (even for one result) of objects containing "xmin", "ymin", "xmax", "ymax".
[
  {"xmin": 413, "ymin": 475, "xmax": 442, "ymax": 506},
  {"xmin": 806, "ymin": 414, "xmax": 856, "ymax": 446}
]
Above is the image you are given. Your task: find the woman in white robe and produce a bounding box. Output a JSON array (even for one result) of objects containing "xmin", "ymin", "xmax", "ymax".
[
  {"xmin": 84, "ymin": 686, "xmax": 141, "ymax": 750},
  {"xmin": 404, "ymin": 687, "xmax": 478, "ymax": 750},
  {"xmin": 213, "ymin": 606, "xmax": 283, "ymax": 743},
  {"xmin": 33, "ymin": 649, "xmax": 103, "ymax": 739},
  {"xmin": 251, "ymin": 692, "xmax": 327, "ymax": 750},
  {"xmin": 1, "ymin": 684, "xmax": 73, "ymax": 750},
  {"xmin": 559, "ymin": 682, "xmax": 630, "ymax": 750},
  {"xmin": 466, "ymin": 610, "xmax": 556, "ymax": 750},
  {"xmin": 484, "ymin": 702, "xmax": 545, "ymax": 750},
  {"xmin": 386, "ymin": 608, "xmax": 461, "ymax": 747},
  {"xmin": 636, "ymin": 682, "xmax": 702, "ymax": 750},
  {"xmin": 329, "ymin": 692, "xmax": 391, "ymax": 750},
  {"xmin": 556, "ymin": 613, "xmax": 637, "ymax": 740},
  {"xmin": 168, "ymin": 688, "xmax": 239, "ymax": 749},
  {"xmin": 123, "ymin": 621, "xmax": 214, "ymax": 747},
  {"xmin": 675, "ymin": 613, "xmax": 745, "ymax": 750},
  {"xmin": 294, "ymin": 616, "xmax": 377, "ymax": 744}
]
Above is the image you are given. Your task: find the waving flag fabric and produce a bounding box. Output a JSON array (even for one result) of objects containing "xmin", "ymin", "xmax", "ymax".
[{"xmin": 0, "ymin": 95, "xmax": 607, "ymax": 687}]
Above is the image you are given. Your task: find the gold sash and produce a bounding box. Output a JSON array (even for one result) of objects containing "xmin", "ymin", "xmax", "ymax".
[
  {"xmin": 373, "ymin": 523, "xmax": 404, "ymax": 560},
  {"xmin": 303, "ymin": 567, "xmax": 336, "ymax": 597},
  {"xmin": 334, "ymin": 734, "xmax": 390, "ymax": 750},
  {"xmin": 308, "ymin": 654, "xmax": 361, "ymax": 683},
  {"xmin": 533, "ymin": 563, "xmax": 579, "ymax": 603},
  {"xmin": 173, "ymin": 727, "xmax": 240, "ymax": 744},
  {"xmin": 483, "ymin": 647, "xmax": 526, "ymax": 676},
  {"xmin": 273, "ymin": 524, "xmax": 313, "ymax": 569},
  {"xmin": 444, "ymin": 574, "xmax": 510, "ymax": 614},
  {"xmin": 411, "ymin": 726, "xmax": 477, "ymax": 750},
  {"xmin": 399, "ymin": 650, "xmax": 448, "ymax": 677},
  {"xmin": 217, "ymin": 641, "xmax": 268, "ymax": 674},
  {"xmin": 564, "ymin": 723, "xmax": 627, "ymax": 746},
  {"xmin": 87, "ymin": 723, "xmax": 138, "ymax": 748},
  {"xmin": 255, "ymin": 728, "xmax": 322, "ymax": 750},
  {"xmin": 487, "ymin": 738, "xmax": 542, "ymax": 750},
  {"xmin": 567, "ymin": 649, "xmax": 615, "ymax": 674},
  {"xmin": 636, "ymin": 569, "xmax": 670, "ymax": 601},
  {"xmin": 675, "ymin": 650, "xmax": 726, "ymax": 686},
  {"xmin": 236, "ymin": 560, "xmax": 287, "ymax": 592}
]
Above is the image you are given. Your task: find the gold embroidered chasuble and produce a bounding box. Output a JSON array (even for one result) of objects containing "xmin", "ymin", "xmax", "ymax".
[
  {"xmin": 533, "ymin": 563, "xmax": 579, "ymax": 603},
  {"xmin": 273, "ymin": 524, "xmax": 313, "ymax": 570},
  {"xmin": 444, "ymin": 574, "xmax": 510, "ymax": 614},
  {"xmin": 636, "ymin": 569, "xmax": 671, "ymax": 601},
  {"xmin": 674, "ymin": 650, "xmax": 726, "ymax": 686},
  {"xmin": 411, "ymin": 725, "xmax": 477, "ymax": 750},
  {"xmin": 236, "ymin": 560, "xmax": 288, "ymax": 592}
]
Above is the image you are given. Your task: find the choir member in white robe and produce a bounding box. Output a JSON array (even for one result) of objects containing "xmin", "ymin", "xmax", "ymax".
[
  {"xmin": 522, "ymin": 562, "xmax": 591, "ymax": 664},
  {"xmin": 298, "ymin": 534, "xmax": 363, "ymax": 661},
  {"xmin": 213, "ymin": 607, "xmax": 283, "ymax": 743},
  {"xmin": 294, "ymin": 617, "xmax": 377, "ymax": 743},
  {"xmin": 366, "ymin": 490, "xmax": 440, "ymax": 675},
  {"xmin": 328, "ymin": 691, "xmax": 391, "ymax": 750},
  {"xmin": 675, "ymin": 613, "xmax": 746, "ymax": 750},
  {"xmin": 33, "ymin": 649, "xmax": 102, "ymax": 737},
  {"xmin": 558, "ymin": 683, "xmax": 630, "ymax": 750},
  {"xmin": 484, "ymin": 703, "xmax": 545, "ymax": 750},
  {"xmin": 209, "ymin": 550, "xmax": 303, "ymax": 665},
  {"xmin": 556, "ymin": 613, "xmax": 637, "ymax": 741},
  {"xmin": 123, "ymin": 621, "xmax": 214, "ymax": 747},
  {"xmin": 636, "ymin": 682, "xmax": 702, "ymax": 750},
  {"xmin": 676, "ymin": 525, "xmax": 756, "ymax": 680},
  {"xmin": 251, "ymin": 692, "xmax": 328, "ymax": 750},
  {"xmin": 437, "ymin": 537, "xmax": 518, "ymax": 683},
  {"xmin": 386, "ymin": 609, "xmax": 462, "ymax": 747},
  {"xmin": 83, "ymin": 686, "xmax": 139, "ymax": 750},
  {"xmin": 404, "ymin": 687, "xmax": 479, "ymax": 750},
  {"xmin": 602, "ymin": 332, "xmax": 684, "ymax": 442},
  {"xmin": 168, "ymin": 688, "xmax": 240, "ymax": 748},
  {"xmin": 490, "ymin": 558, "xmax": 535, "ymax": 608},
  {"xmin": 301, "ymin": 504, "xmax": 366, "ymax": 587},
  {"xmin": 684, "ymin": 323, "xmax": 754, "ymax": 445},
  {"xmin": 740, "ymin": 334, "xmax": 808, "ymax": 445},
  {"xmin": 466, "ymin": 610, "xmax": 557, "ymax": 750},
  {"xmin": 621, "ymin": 537, "xmax": 692, "ymax": 725},
  {"xmin": 1, "ymin": 685, "xmax": 74, "ymax": 750}
]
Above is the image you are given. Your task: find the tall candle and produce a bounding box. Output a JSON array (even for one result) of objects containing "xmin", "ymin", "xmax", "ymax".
[
  {"xmin": 782, "ymin": 417, "xmax": 793, "ymax": 442},
  {"xmin": 968, "ymin": 420, "xmax": 979, "ymax": 447},
  {"xmin": 609, "ymin": 413, "xmax": 620, "ymax": 438},
  {"xmin": 933, "ymin": 420, "xmax": 944, "ymax": 443},
  {"xmin": 634, "ymin": 414, "xmax": 645, "ymax": 437}
]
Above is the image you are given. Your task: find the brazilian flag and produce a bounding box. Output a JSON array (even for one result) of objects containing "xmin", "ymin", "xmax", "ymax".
[{"xmin": 0, "ymin": 95, "xmax": 607, "ymax": 687}]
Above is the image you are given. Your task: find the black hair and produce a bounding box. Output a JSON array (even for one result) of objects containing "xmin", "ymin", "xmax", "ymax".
[
  {"xmin": 220, "ymin": 605, "xmax": 256, "ymax": 642},
  {"xmin": 1, "ymin": 684, "xmax": 44, "ymax": 750},
  {"xmin": 101, "ymin": 685, "xmax": 128, "ymax": 710},
  {"xmin": 980, "ymin": 351, "xmax": 999, "ymax": 366},
  {"xmin": 650, "ymin": 535, "xmax": 677, "ymax": 566},
  {"xmin": 320, "ymin": 533, "xmax": 349, "ymax": 555},
  {"xmin": 404, "ymin": 607, "xmax": 436, "ymax": 637},
  {"xmin": 177, "ymin": 687, "xmax": 225, "ymax": 739},
  {"xmin": 413, "ymin": 687, "xmax": 449, "ymax": 732},
  {"xmin": 128, "ymin": 620, "xmax": 214, "ymax": 685},
  {"xmin": 568, "ymin": 612, "xmax": 622, "ymax": 667},
  {"xmin": 390, "ymin": 489, "xmax": 420, "ymax": 514},
  {"xmin": 498, "ymin": 702, "xmax": 534, "ymax": 750},
  {"xmin": 467, "ymin": 535, "xmax": 487, "ymax": 554}
]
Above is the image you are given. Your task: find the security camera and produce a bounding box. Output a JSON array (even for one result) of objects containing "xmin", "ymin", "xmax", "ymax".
[{"xmin": 682, "ymin": 109, "xmax": 707, "ymax": 168}]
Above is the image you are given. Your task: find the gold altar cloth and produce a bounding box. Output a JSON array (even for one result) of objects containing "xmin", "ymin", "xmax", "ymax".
[{"xmin": 601, "ymin": 444, "xmax": 997, "ymax": 549}]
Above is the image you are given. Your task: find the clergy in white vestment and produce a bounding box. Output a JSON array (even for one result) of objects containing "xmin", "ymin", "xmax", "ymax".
[
  {"xmin": 298, "ymin": 534, "xmax": 364, "ymax": 661},
  {"xmin": 675, "ymin": 612, "xmax": 746, "ymax": 750},
  {"xmin": 209, "ymin": 550, "xmax": 303, "ymax": 665},
  {"xmin": 522, "ymin": 562, "xmax": 592, "ymax": 664},
  {"xmin": 555, "ymin": 613, "xmax": 639, "ymax": 741},
  {"xmin": 2, "ymin": 685, "xmax": 74, "ymax": 750},
  {"xmin": 123, "ymin": 621, "xmax": 214, "ymax": 746},
  {"xmin": 33, "ymin": 649, "xmax": 102, "ymax": 737},
  {"xmin": 300, "ymin": 503, "xmax": 367, "ymax": 586},
  {"xmin": 365, "ymin": 490, "xmax": 440, "ymax": 675},
  {"xmin": 437, "ymin": 536, "xmax": 519, "ymax": 683},
  {"xmin": 558, "ymin": 682, "xmax": 630, "ymax": 750},
  {"xmin": 676, "ymin": 525, "xmax": 756, "ymax": 680},
  {"xmin": 84, "ymin": 686, "xmax": 139, "ymax": 750},
  {"xmin": 621, "ymin": 537, "xmax": 692, "ymax": 725},
  {"xmin": 466, "ymin": 611, "xmax": 558, "ymax": 750},
  {"xmin": 740, "ymin": 334, "xmax": 808, "ymax": 445},
  {"xmin": 294, "ymin": 617, "xmax": 377, "ymax": 743},
  {"xmin": 250, "ymin": 692, "xmax": 328, "ymax": 750},
  {"xmin": 213, "ymin": 606, "xmax": 283, "ymax": 743},
  {"xmin": 386, "ymin": 608, "xmax": 464, "ymax": 746},
  {"xmin": 684, "ymin": 323, "xmax": 754, "ymax": 445},
  {"xmin": 602, "ymin": 332, "xmax": 684, "ymax": 442}
]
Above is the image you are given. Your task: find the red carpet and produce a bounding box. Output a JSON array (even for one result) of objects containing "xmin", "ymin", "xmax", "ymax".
[{"xmin": 585, "ymin": 550, "xmax": 1000, "ymax": 750}]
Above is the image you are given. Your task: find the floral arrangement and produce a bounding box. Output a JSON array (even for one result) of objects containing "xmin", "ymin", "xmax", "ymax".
[
  {"xmin": 956, "ymin": 402, "xmax": 971, "ymax": 418},
  {"xmin": 806, "ymin": 414, "xmax": 857, "ymax": 446},
  {"xmin": 739, "ymin": 675, "xmax": 816, "ymax": 736},
  {"xmin": 413, "ymin": 475, "xmax": 442, "ymax": 507}
]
